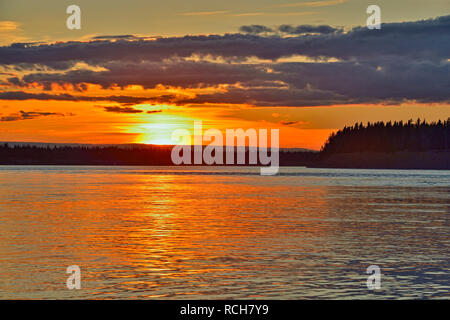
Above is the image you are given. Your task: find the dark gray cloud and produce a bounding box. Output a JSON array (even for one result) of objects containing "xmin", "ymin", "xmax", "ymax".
[
  {"xmin": 0, "ymin": 91, "xmax": 157, "ymax": 105},
  {"xmin": 0, "ymin": 110, "xmax": 68, "ymax": 121},
  {"xmin": 12, "ymin": 60, "xmax": 274, "ymax": 89},
  {"xmin": 171, "ymin": 58, "xmax": 450, "ymax": 106},
  {"xmin": 240, "ymin": 24, "xmax": 340, "ymax": 35},
  {"xmin": 0, "ymin": 15, "xmax": 449, "ymax": 107},
  {"xmin": 91, "ymin": 35, "xmax": 140, "ymax": 40},
  {"xmin": 103, "ymin": 106, "xmax": 143, "ymax": 113},
  {"xmin": 278, "ymin": 24, "xmax": 340, "ymax": 34},
  {"xmin": 239, "ymin": 25, "xmax": 273, "ymax": 34},
  {"xmin": 1, "ymin": 15, "xmax": 448, "ymax": 65},
  {"xmin": 6, "ymin": 57, "xmax": 448, "ymax": 107},
  {"xmin": 90, "ymin": 35, "xmax": 159, "ymax": 41},
  {"xmin": 279, "ymin": 120, "xmax": 300, "ymax": 126}
]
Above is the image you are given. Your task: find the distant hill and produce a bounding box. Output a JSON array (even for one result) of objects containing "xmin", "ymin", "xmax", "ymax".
[
  {"xmin": 0, "ymin": 142, "xmax": 316, "ymax": 153},
  {"xmin": 0, "ymin": 141, "xmax": 165, "ymax": 149},
  {"xmin": 0, "ymin": 143, "xmax": 316, "ymax": 166}
]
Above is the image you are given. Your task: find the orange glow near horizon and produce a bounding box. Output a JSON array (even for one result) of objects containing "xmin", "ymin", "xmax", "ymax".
[{"xmin": 1, "ymin": 83, "xmax": 449, "ymax": 150}]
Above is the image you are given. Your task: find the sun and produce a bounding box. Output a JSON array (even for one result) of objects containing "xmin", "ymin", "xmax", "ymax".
[
  {"xmin": 131, "ymin": 113, "xmax": 197, "ymax": 145},
  {"xmin": 141, "ymin": 137, "xmax": 176, "ymax": 145}
]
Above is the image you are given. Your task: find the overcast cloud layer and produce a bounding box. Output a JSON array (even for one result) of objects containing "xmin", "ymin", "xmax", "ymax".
[{"xmin": 0, "ymin": 15, "xmax": 449, "ymax": 107}]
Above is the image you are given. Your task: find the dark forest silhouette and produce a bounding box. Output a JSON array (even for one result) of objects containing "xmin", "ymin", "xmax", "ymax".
[
  {"xmin": 321, "ymin": 118, "xmax": 450, "ymax": 154},
  {"xmin": 314, "ymin": 118, "xmax": 450, "ymax": 169},
  {"xmin": 1, "ymin": 119, "xmax": 449, "ymax": 169},
  {"xmin": 0, "ymin": 144, "xmax": 315, "ymax": 166}
]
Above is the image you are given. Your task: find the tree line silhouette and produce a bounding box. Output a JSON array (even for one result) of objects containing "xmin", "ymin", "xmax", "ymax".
[
  {"xmin": 0, "ymin": 144, "xmax": 316, "ymax": 166},
  {"xmin": 321, "ymin": 118, "xmax": 450, "ymax": 154},
  {"xmin": 0, "ymin": 144, "xmax": 174, "ymax": 165}
]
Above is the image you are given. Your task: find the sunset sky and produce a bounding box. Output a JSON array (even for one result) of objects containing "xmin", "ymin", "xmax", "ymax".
[{"xmin": 0, "ymin": 0, "xmax": 449, "ymax": 149}]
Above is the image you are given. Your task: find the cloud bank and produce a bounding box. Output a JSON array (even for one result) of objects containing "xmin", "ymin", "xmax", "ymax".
[{"xmin": 0, "ymin": 15, "xmax": 449, "ymax": 107}]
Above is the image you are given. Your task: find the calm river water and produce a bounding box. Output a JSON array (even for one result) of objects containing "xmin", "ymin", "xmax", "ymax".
[{"xmin": 0, "ymin": 166, "xmax": 448, "ymax": 299}]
